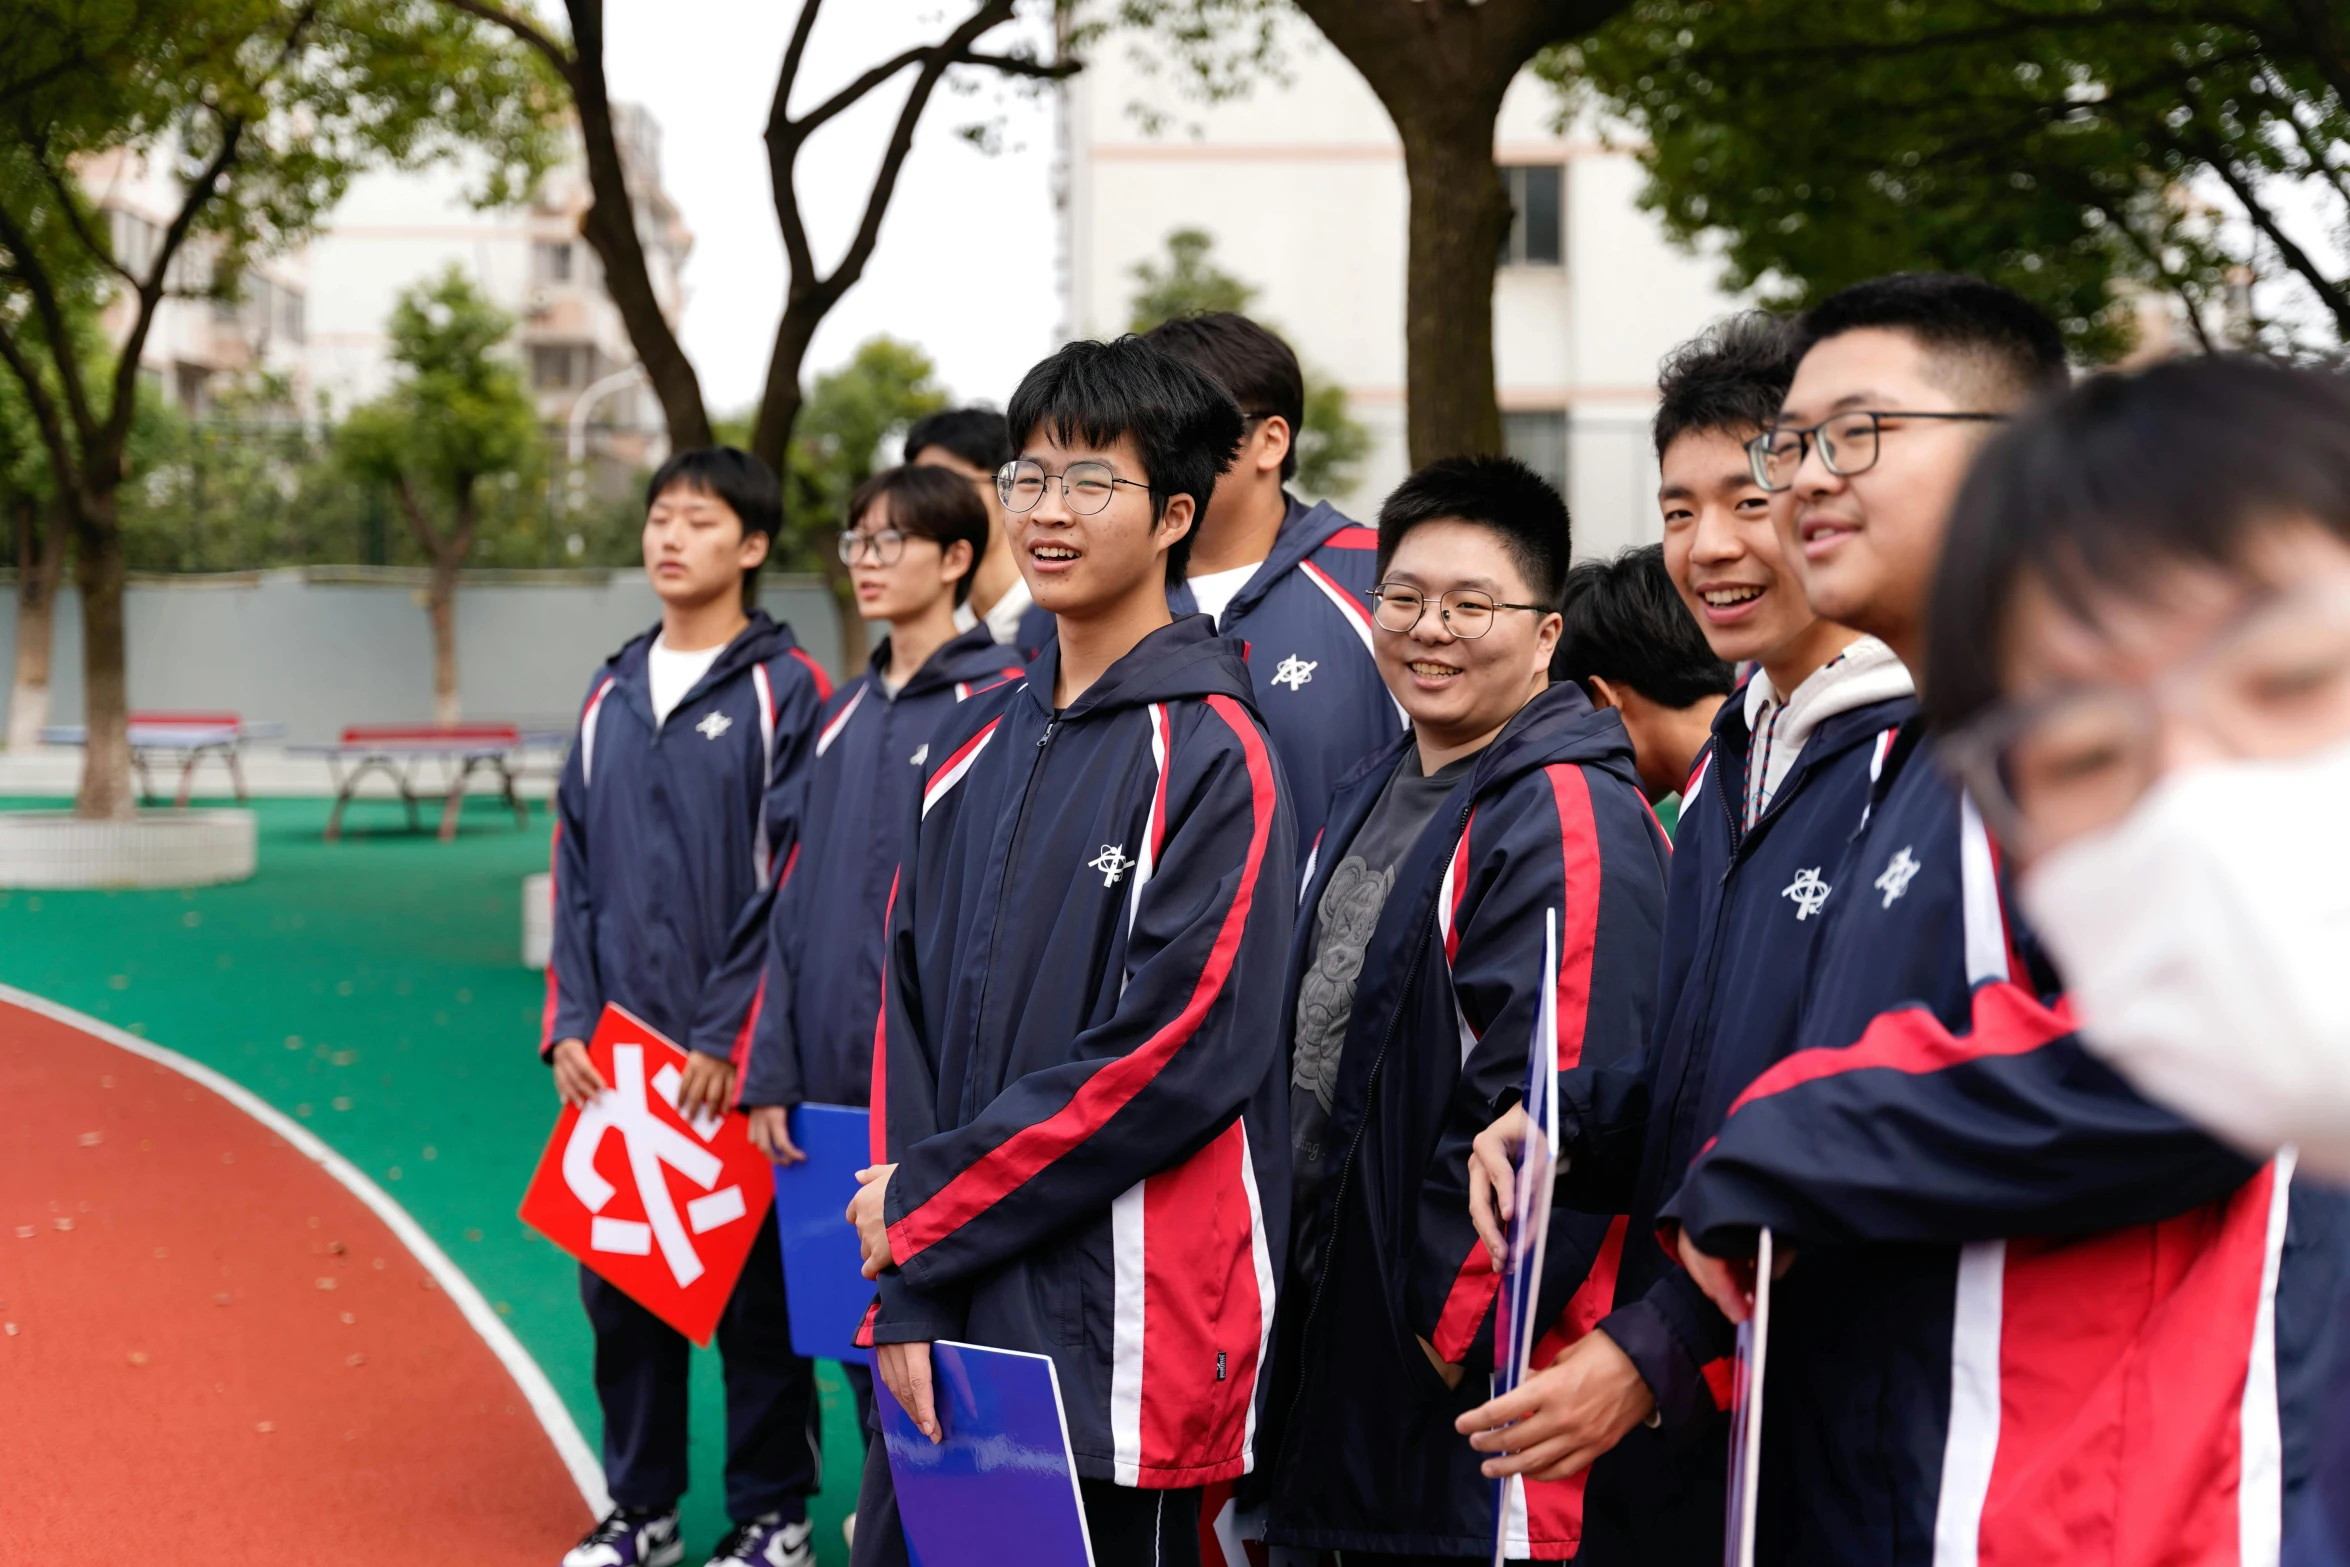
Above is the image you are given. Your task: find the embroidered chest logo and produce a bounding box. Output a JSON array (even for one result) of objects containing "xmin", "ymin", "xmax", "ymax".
[
  {"xmin": 1875, "ymin": 846, "xmax": 1923, "ymax": 908},
  {"xmin": 694, "ymin": 710, "xmax": 733, "ymax": 741},
  {"xmin": 908, "ymin": 742, "xmax": 929, "ymax": 767},
  {"xmin": 1087, "ymin": 844, "xmax": 1136, "ymax": 887},
  {"xmin": 1781, "ymin": 867, "xmax": 1830, "ymax": 921},
  {"xmin": 1271, "ymin": 655, "xmax": 1317, "ymax": 692}
]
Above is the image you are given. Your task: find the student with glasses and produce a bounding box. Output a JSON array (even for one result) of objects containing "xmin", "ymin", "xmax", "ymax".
[
  {"xmin": 1142, "ymin": 314, "xmax": 1403, "ymax": 853},
  {"xmin": 1927, "ymin": 356, "xmax": 2350, "ymax": 1565},
  {"xmin": 1261, "ymin": 456, "xmax": 1668, "ymax": 1565}
]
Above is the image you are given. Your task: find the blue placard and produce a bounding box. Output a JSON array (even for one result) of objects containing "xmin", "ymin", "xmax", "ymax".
[
  {"xmin": 878, "ymin": 1340, "xmax": 1095, "ymax": 1567},
  {"xmin": 770, "ymin": 1102, "xmax": 877, "ymax": 1360}
]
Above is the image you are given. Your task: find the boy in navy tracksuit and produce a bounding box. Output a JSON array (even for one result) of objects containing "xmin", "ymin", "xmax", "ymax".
[
  {"xmin": 1453, "ymin": 312, "xmax": 1912, "ymax": 1565},
  {"xmin": 736, "ymin": 463, "xmax": 1019, "ymax": 1445},
  {"xmin": 1552, "ymin": 543, "xmax": 1734, "ymax": 803},
  {"xmin": 545, "ymin": 448, "xmax": 832, "ymax": 1567},
  {"xmin": 846, "ymin": 337, "xmax": 1296, "ymax": 1567},
  {"xmin": 1145, "ymin": 313, "xmax": 1403, "ymax": 847},
  {"xmin": 1639, "ymin": 277, "xmax": 2345, "ymax": 1565},
  {"xmin": 1263, "ymin": 456, "xmax": 1669, "ymax": 1563}
]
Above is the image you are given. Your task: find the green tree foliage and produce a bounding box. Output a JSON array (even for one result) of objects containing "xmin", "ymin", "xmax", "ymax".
[
  {"xmin": 0, "ymin": 0, "xmax": 557, "ymax": 812},
  {"xmin": 1125, "ymin": 226, "xmax": 1370, "ymax": 499},
  {"xmin": 1555, "ymin": 0, "xmax": 2350, "ymax": 360},
  {"xmin": 337, "ymin": 268, "xmax": 543, "ymax": 722}
]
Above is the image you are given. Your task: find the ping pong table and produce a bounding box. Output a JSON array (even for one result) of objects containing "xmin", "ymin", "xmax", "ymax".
[
  {"xmin": 40, "ymin": 712, "xmax": 287, "ymax": 808},
  {"xmin": 290, "ymin": 724, "xmax": 567, "ymax": 842}
]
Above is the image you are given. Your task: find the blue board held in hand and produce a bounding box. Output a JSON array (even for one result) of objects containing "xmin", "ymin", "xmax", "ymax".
[
  {"xmin": 770, "ymin": 1102, "xmax": 877, "ymax": 1361},
  {"xmin": 877, "ymin": 1340, "xmax": 1095, "ymax": 1567}
]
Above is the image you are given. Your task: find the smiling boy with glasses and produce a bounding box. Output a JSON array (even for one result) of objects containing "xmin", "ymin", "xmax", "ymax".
[
  {"xmin": 842, "ymin": 336, "xmax": 1297, "ymax": 1567},
  {"xmin": 1261, "ymin": 456, "xmax": 1669, "ymax": 1564}
]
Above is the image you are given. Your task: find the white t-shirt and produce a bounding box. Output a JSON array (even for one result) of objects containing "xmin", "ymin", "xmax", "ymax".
[
  {"xmin": 647, "ymin": 637, "xmax": 726, "ymax": 727},
  {"xmin": 1186, "ymin": 563, "xmax": 1260, "ymax": 630}
]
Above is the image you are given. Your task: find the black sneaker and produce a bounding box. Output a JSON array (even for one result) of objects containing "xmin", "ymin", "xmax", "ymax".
[
  {"xmin": 704, "ymin": 1514, "xmax": 813, "ymax": 1567},
  {"xmin": 563, "ymin": 1506, "xmax": 684, "ymax": 1567}
]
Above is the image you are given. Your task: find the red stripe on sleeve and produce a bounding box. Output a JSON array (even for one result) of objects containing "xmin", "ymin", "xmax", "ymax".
[
  {"xmin": 853, "ymin": 1300, "xmax": 878, "ymax": 1349},
  {"xmin": 870, "ymin": 872, "xmax": 899, "ymax": 1166},
  {"xmin": 540, "ymin": 822, "xmax": 564, "ymax": 1052},
  {"xmin": 1430, "ymin": 1237, "xmax": 1501, "ymax": 1364},
  {"xmin": 1516, "ymin": 1215, "xmax": 1631, "ymax": 1559},
  {"xmin": 887, "ymin": 694, "xmax": 1276, "ymax": 1266},
  {"xmin": 1323, "ymin": 526, "xmax": 1378, "ymax": 549},
  {"xmin": 1701, "ymin": 1356, "xmax": 1736, "ymax": 1410},
  {"xmin": 1545, "ymin": 765, "xmax": 1603, "ymax": 1069},
  {"xmin": 1723, "ymin": 983, "xmax": 2076, "ymax": 1120},
  {"xmin": 786, "ymin": 646, "xmax": 834, "ymax": 702},
  {"xmin": 1442, "ymin": 811, "xmax": 1475, "ymax": 966},
  {"xmin": 727, "ymin": 973, "xmax": 768, "ymax": 1097}
]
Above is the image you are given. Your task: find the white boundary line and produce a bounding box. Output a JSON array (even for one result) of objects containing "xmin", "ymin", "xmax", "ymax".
[{"xmin": 0, "ymin": 981, "xmax": 610, "ymax": 1515}]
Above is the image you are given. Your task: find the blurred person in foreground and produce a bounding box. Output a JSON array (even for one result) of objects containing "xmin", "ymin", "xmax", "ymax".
[{"xmin": 1929, "ymin": 353, "xmax": 2350, "ymax": 1566}]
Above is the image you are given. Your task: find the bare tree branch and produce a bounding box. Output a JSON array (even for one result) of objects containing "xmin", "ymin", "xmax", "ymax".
[
  {"xmin": 440, "ymin": 0, "xmax": 575, "ymax": 75},
  {"xmin": 0, "ymin": 199, "xmax": 101, "ymax": 446},
  {"xmin": 2193, "ymin": 130, "xmax": 2350, "ymax": 337}
]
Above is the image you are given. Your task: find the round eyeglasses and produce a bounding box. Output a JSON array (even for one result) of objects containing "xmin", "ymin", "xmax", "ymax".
[
  {"xmin": 1746, "ymin": 409, "xmax": 2008, "ymax": 492},
  {"xmin": 838, "ymin": 528, "xmax": 914, "ymax": 566},
  {"xmin": 995, "ymin": 458, "xmax": 1157, "ymax": 517},
  {"xmin": 1368, "ymin": 584, "xmax": 1549, "ymax": 640}
]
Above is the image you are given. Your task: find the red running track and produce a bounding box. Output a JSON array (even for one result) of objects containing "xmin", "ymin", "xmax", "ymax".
[{"xmin": 0, "ymin": 995, "xmax": 592, "ymax": 1559}]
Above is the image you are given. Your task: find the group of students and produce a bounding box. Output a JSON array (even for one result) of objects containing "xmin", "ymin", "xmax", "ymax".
[{"xmin": 542, "ymin": 276, "xmax": 2350, "ymax": 1567}]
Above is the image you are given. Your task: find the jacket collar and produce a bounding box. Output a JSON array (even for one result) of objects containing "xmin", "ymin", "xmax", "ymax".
[
  {"xmin": 1166, "ymin": 496, "xmax": 1358, "ymax": 621},
  {"xmin": 607, "ymin": 610, "xmax": 798, "ymax": 730},
  {"xmin": 1020, "ymin": 613, "xmax": 1259, "ymax": 722},
  {"xmin": 866, "ymin": 622, "xmax": 1020, "ymax": 702}
]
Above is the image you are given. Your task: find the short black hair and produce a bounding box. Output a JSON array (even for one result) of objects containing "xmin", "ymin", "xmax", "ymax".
[
  {"xmin": 1376, "ymin": 455, "xmax": 1571, "ymax": 607},
  {"xmin": 1005, "ymin": 335, "xmax": 1245, "ymax": 585},
  {"xmin": 1554, "ymin": 544, "xmax": 1735, "ymax": 708},
  {"xmin": 645, "ymin": 447, "xmax": 780, "ymax": 598},
  {"xmin": 847, "ymin": 463, "xmax": 992, "ymax": 606},
  {"xmin": 1798, "ymin": 272, "xmax": 2069, "ymax": 406},
  {"xmin": 1654, "ymin": 311, "xmax": 1799, "ymax": 461},
  {"xmin": 903, "ymin": 406, "xmax": 1012, "ymax": 475},
  {"xmin": 1140, "ymin": 313, "xmax": 1305, "ymax": 482},
  {"xmin": 1929, "ymin": 355, "xmax": 2350, "ymax": 733}
]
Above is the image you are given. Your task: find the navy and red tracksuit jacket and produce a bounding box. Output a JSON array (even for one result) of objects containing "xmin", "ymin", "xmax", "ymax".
[
  {"xmin": 1263, "ymin": 682, "xmax": 1670, "ymax": 1559},
  {"xmin": 869, "ymin": 615, "xmax": 1299, "ymax": 1490},
  {"xmin": 737, "ymin": 625, "xmax": 1023, "ymax": 1110},
  {"xmin": 1661, "ymin": 720, "xmax": 2350, "ymax": 1567},
  {"xmin": 1548, "ymin": 686, "xmax": 1915, "ymax": 1564},
  {"xmin": 542, "ymin": 611, "xmax": 831, "ymax": 1070},
  {"xmin": 1168, "ymin": 495, "xmax": 1402, "ymax": 850}
]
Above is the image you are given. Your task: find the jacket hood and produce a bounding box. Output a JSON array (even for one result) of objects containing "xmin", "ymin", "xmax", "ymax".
[
  {"xmin": 607, "ymin": 608, "xmax": 800, "ymax": 690},
  {"xmin": 871, "ymin": 622, "xmax": 1023, "ymax": 700},
  {"xmin": 1219, "ymin": 496, "xmax": 1357, "ymax": 621},
  {"xmin": 1023, "ymin": 613, "xmax": 1261, "ymax": 721}
]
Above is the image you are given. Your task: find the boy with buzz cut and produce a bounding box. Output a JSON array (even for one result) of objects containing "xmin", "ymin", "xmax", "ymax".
[
  {"xmin": 1452, "ymin": 310, "xmax": 1912, "ymax": 1567},
  {"xmin": 1552, "ymin": 543, "xmax": 1735, "ymax": 804},
  {"xmin": 845, "ymin": 336, "xmax": 1297, "ymax": 1567},
  {"xmin": 1142, "ymin": 311, "xmax": 1404, "ymax": 849},
  {"xmin": 546, "ymin": 447, "xmax": 833, "ymax": 1567},
  {"xmin": 1264, "ymin": 456, "xmax": 1669, "ymax": 1565}
]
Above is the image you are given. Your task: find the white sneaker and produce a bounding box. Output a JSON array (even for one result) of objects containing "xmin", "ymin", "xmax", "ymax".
[
  {"xmin": 842, "ymin": 1513, "xmax": 856, "ymax": 1550},
  {"xmin": 564, "ymin": 1508, "xmax": 684, "ymax": 1567},
  {"xmin": 705, "ymin": 1514, "xmax": 812, "ymax": 1567}
]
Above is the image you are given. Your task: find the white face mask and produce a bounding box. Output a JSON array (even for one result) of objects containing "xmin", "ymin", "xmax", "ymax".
[{"xmin": 2019, "ymin": 734, "xmax": 2350, "ymax": 1177}]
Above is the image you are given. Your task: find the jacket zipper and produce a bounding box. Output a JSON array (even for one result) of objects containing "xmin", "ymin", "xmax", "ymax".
[
  {"xmin": 1277, "ymin": 793, "xmax": 1468, "ymax": 1446},
  {"xmin": 963, "ymin": 713, "xmax": 1059, "ymax": 1121}
]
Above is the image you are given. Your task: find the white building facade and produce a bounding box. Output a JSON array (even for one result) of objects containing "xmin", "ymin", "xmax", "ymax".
[{"xmin": 1066, "ymin": 32, "xmax": 1743, "ymax": 559}]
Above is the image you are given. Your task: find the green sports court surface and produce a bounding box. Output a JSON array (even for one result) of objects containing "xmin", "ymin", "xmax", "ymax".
[{"xmin": 0, "ymin": 796, "xmax": 864, "ymax": 1561}]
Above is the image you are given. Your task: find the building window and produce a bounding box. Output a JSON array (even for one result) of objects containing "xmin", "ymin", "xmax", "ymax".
[
  {"xmin": 278, "ymin": 286, "xmax": 306, "ymax": 345},
  {"xmin": 1500, "ymin": 164, "xmax": 1564, "ymax": 268},
  {"xmin": 533, "ymin": 240, "xmax": 576, "ymax": 285},
  {"xmin": 1505, "ymin": 410, "xmax": 1570, "ymax": 498},
  {"xmin": 533, "ymin": 343, "xmax": 595, "ymax": 390},
  {"xmin": 108, "ymin": 209, "xmax": 160, "ymax": 277}
]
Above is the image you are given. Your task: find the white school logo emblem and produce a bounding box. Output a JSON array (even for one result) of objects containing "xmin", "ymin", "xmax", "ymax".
[
  {"xmin": 909, "ymin": 742, "xmax": 929, "ymax": 767},
  {"xmin": 694, "ymin": 710, "xmax": 733, "ymax": 741},
  {"xmin": 1088, "ymin": 844, "xmax": 1135, "ymax": 887},
  {"xmin": 1875, "ymin": 846, "xmax": 1922, "ymax": 908},
  {"xmin": 1782, "ymin": 867, "xmax": 1830, "ymax": 921},
  {"xmin": 1271, "ymin": 655, "xmax": 1317, "ymax": 692}
]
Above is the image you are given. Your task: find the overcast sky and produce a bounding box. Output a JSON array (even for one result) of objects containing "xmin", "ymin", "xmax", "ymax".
[{"xmin": 598, "ymin": 2, "xmax": 1064, "ymax": 416}]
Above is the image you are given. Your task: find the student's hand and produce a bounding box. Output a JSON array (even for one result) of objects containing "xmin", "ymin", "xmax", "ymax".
[
  {"xmin": 1418, "ymin": 1335, "xmax": 1466, "ymax": 1391},
  {"xmin": 1673, "ymin": 1226, "xmax": 1795, "ymax": 1326},
  {"xmin": 677, "ymin": 1050, "xmax": 736, "ymax": 1123},
  {"xmin": 849, "ymin": 1163, "xmax": 898, "ymax": 1279},
  {"xmin": 876, "ymin": 1340, "xmax": 940, "ymax": 1443},
  {"xmin": 1468, "ymin": 1105, "xmax": 1529, "ymax": 1269},
  {"xmin": 550, "ymin": 1038, "xmax": 605, "ymax": 1107},
  {"xmin": 1455, "ymin": 1328, "xmax": 1654, "ymax": 1481},
  {"xmin": 746, "ymin": 1106, "xmax": 805, "ymax": 1165}
]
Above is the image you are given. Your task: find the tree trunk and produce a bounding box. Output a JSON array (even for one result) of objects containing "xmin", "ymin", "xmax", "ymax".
[
  {"xmin": 428, "ymin": 552, "xmax": 461, "ymax": 727},
  {"xmin": 7, "ymin": 495, "xmax": 65, "ymax": 752},
  {"xmin": 749, "ymin": 310, "xmax": 868, "ymax": 673},
  {"xmin": 70, "ymin": 487, "xmax": 133, "ymax": 820},
  {"xmin": 1400, "ymin": 112, "xmax": 1513, "ymax": 465}
]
